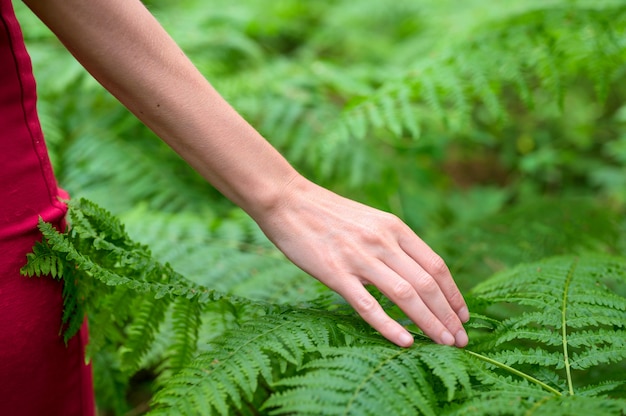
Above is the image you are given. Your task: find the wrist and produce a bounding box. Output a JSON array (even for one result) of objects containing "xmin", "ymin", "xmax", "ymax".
[{"xmin": 242, "ymin": 170, "xmax": 307, "ymax": 222}]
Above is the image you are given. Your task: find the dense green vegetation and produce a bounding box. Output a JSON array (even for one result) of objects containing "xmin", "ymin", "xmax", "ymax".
[{"xmin": 16, "ymin": 0, "xmax": 626, "ymax": 414}]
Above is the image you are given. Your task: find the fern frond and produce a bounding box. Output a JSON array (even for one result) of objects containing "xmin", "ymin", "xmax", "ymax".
[
  {"xmin": 285, "ymin": 1, "xmax": 626, "ymax": 184},
  {"xmin": 483, "ymin": 347, "xmax": 563, "ymax": 370},
  {"xmin": 567, "ymin": 328, "xmax": 626, "ymax": 349},
  {"xmin": 59, "ymin": 122, "xmax": 220, "ymax": 214},
  {"xmin": 444, "ymin": 352, "xmax": 564, "ymax": 416},
  {"xmin": 86, "ymin": 284, "xmax": 135, "ymax": 356},
  {"xmin": 577, "ymin": 380, "xmax": 626, "ymax": 397},
  {"xmin": 264, "ymin": 342, "xmax": 470, "ymax": 416},
  {"xmin": 166, "ymin": 296, "xmax": 202, "ymax": 371},
  {"xmin": 20, "ymin": 195, "xmax": 626, "ymax": 414},
  {"xmin": 91, "ymin": 350, "xmax": 131, "ymax": 416},
  {"xmin": 471, "ymin": 254, "xmax": 626, "ymax": 394},
  {"xmin": 21, "ymin": 235, "xmax": 65, "ymax": 279},
  {"xmin": 447, "ymin": 380, "xmax": 626, "ymax": 416},
  {"xmin": 120, "ymin": 205, "xmax": 323, "ymax": 304},
  {"xmin": 150, "ymin": 309, "xmax": 348, "ymax": 415},
  {"xmin": 523, "ymin": 395, "xmax": 626, "ymax": 416},
  {"xmin": 22, "ymin": 199, "xmax": 260, "ymax": 368},
  {"xmin": 121, "ymin": 296, "xmax": 170, "ymax": 373},
  {"xmin": 68, "ymin": 197, "xmax": 130, "ymax": 243},
  {"xmin": 570, "ymin": 345, "xmax": 626, "ymax": 371},
  {"xmin": 431, "ymin": 197, "xmax": 624, "ymax": 278},
  {"xmin": 21, "ymin": 227, "xmax": 88, "ymax": 342},
  {"xmin": 418, "ymin": 343, "xmax": 472, "ymax": 402},
  {"xmin": 61, "ymin": 200, "xmax": 246, "ymax": 303}
]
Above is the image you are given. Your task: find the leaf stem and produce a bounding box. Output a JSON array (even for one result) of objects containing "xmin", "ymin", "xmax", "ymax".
[
  {"xmin": 465, "ymin": 350, "xmax": 562, "ymax": 396},
  {"xmin": 561, "ymin": 258, "xmax": 578, "ymax": 396}
]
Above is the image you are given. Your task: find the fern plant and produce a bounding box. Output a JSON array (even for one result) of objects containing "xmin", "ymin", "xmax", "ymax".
[
  {"xmin": 21, "ymin": 199, "xmax": 266, "ymax": 414},
  {"xmin": 18, "ymin": 0, "xmax": 626, "ymax": 212},
  {"xmin": 453, "ymin": 255, "xmax": 626, "ymax": 415},
  {"xmin": 208, "ymin": 0, "xmax": 626, "ymax": 188},
  {"xmin": 22, "ymin": 199, "xmax": 626, "ymax": 415},
  {"xmin": 13, "ymin": 0, "xmax": 626, "ymax": 413}
]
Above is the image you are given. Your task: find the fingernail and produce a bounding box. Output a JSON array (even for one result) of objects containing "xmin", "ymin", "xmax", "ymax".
[
  {"xmin": 398, "ymin": 332, "xmax": 414, "ymax": 347},
  {"xmin": 458, "ymin": 306, "xmax": 470, "ymax": 323},
  {"xmin": 455, "ymin": 330, "xmax": 469, "ymax": 347},
  {"xmin": 441, "ymin": 331, "xmax": 455, "ymax": 346}
]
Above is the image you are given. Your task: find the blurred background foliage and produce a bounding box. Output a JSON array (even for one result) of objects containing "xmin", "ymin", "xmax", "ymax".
[
  {"xmin": 16, "ymin": 0, "xmax": 626, "ymax": 300},
  {"xmin": 14, "ymin": 0, "xmax": 626, "ymax": 412}
]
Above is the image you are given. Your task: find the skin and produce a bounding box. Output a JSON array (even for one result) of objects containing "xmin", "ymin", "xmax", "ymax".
[{"xmin": 23, "ymin": 0, "xmax": 470, "ymax": 348}]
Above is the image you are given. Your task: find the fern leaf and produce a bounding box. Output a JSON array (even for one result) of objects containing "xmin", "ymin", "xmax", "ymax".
[
  {"xmin": 570, "ymin": 344, "xmax": 626, "ymax": 371},
  {"xmin": 166, "ymin": 296, "xmax": 202, "ymax": 371},
  {"xmin": 490, "ymin": 327, "xmax": 563, "ymax": 347},
  {"xmin": 120, "ymin": 205, "xmax": 320, "ymax": 304},
  {"xmin": 567, "ymin": 329, "xmax": 626, "ymax": 349},
  {"xmin": 121, "ymin": 296, "xmax": 171, "ymax": 373},
  {"xmin": 418, "ymin": 343, "xmax": 472, "ymax": 402},
  {"xmin": 68, "ymin": 197, "xmax": 130, "ymax": 244},
  {"xmin": 445, "ymin": 358, "xmax": 555, "ymax": 416},
  {"xmin": 61, "ymin": 126, "xmax": 216, "ymax": 214},
  {"xmin": 485, "ymin": 348, "xmax": 564, "ymax": 369},
  {"xmin": 448, "ymin": 390, "xmax": 626, "ymax": 416},
  {"xmin": 397, "ymin": 87, "xmax": 420, "ymax": 138},
  {"xmin": 264, "ymin": 342, "xmax": 470, "ymax": 416},
  {"xmin": 20, "ymin": 239, "xmax": 65, "ymax": 279},
  {"xmin": 471, "ymin": 254, "xmax": 626, "ymax": 395},
  {"xmin": 345, "ymin": 106, "xmax": 368, "ymax": 140},
  {"xmin": 86, "ymin": 285, "xmax": 135, "ymax": 356},
  {"xmin": 577, "ymin": 380, "xmax": 626, "ymax": 397},
  {"xmin": 524, "ymin": 395, "xmax": 626, "ymax": 416},
  {"xmin": 380, "ymin": 94, "xmax": 404, "ymax": 137},
  {"xmin": 59, "ymin": 275, "xmax": 84, "ymax": 343},
  {"xmin": 150, "ymin": 310, "xmax": 346, "ymax": 415}
]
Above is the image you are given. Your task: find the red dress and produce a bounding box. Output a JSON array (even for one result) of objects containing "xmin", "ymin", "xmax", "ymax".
[{"xmin": 0, "ymin": 1, "xmax": 94, "ymax": 414}]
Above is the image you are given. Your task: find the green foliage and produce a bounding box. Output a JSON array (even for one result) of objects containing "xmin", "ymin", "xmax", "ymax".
[
  {"xmin": 16, "ymin": 0, "xmax": 626, "ymax": 214},
  {"xmin": 22, "ymin": 199, "xmax": 249, "ymax": 344},
  {"xmin": 13, "ymin": 0, "xmax": 626, "ymax": 414},
  {"xmin": 22, "ymin": 201, "xmax": 626, "ymax": 415},
  {"xmin": 264, "ymin": 344, "xmax": 470, "ymax": 416},
  {"xmin": 457, "ymin": 255, "xmax": 626, "ymax": 415},
  {"xmin": 118, "ymin": 206, "xmax": 323, "ymax": 304},
  {"xmin": 427, "ymin": 196, "xmax": 624, "ymax": 291},
  {"xmin": 151, "ymin": 310, "xmax": 350, "ymax": 415}
]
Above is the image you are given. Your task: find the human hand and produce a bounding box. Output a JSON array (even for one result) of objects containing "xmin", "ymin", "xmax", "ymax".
[{"xmin": 255, "ymin": 176, "xmax": 469, "ymax": 348}]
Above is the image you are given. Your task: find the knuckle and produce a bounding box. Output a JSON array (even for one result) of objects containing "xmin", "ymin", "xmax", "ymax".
[
  {"xmin": 448, "ymin": 290, "xmax": 465, "ymax": 307},
  {"xmin": 353, "ymin": 293, "xmax": 379, "ymax": 315},
  {"xmin": 369, "ymin": 212, "xmax": 401, "ymax": 234},
  {"xmin": 428, "ymin": 255, "xmax": 450, "ymax": 277},
  {"xmin": 382, "ymin": 212, "xmax": 405, "ymax": 232},
  {"xmin": 441, "ymin": 313, "xmax": 460, "ymax": 329},
  {"xmin": 361, "ymin": 229, "xmax": 383, "ymax": 246},
  {"xmin": 418, "ymin": 317, "xmax": 436, "ymax": 335},
  {"xmin": 367, "ymin": 220, "xmax": 389, "ymax": 244},
  {"xmin": 415, "ymin": 274, "xmax": 439, "ymax": 295},
  {"xmin": 390, "ymin": 280, "xmax": 415, "ymax": 301}
]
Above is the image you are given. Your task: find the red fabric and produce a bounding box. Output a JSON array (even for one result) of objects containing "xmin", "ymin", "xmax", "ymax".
[{"xmin": 0, "ymin": 1, "xmax": 95, "ymax": 415}]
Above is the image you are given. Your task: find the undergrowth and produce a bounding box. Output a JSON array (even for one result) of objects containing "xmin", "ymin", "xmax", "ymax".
[
  {"xmin": 22, "ymin": 199, "xmax": 626, "ymax": 415},
  {"xmin": 14, "ymin": 0, "xmax": 626, "ymax": 413}
]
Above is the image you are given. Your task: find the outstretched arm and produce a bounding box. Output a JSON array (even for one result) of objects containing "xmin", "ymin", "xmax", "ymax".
[{"xmin": 23, "ymin": 0, "xmax": 469, "ymax": 348}]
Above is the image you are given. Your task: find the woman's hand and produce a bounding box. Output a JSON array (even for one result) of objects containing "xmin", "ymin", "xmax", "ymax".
[{"xmin": 255, "ymin": 176, "xmax": 470, "ymax": 348}]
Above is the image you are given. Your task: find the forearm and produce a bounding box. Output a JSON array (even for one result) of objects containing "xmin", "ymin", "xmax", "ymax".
[
  {"xmin": 23, "ymin": 0, "xmax": 299, "ymax": 218},
  {"xmin": 23, "ymin": 0, "xmax": 470, "ymax": 349}
]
